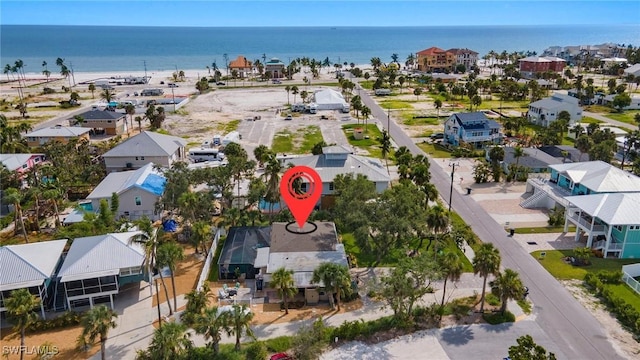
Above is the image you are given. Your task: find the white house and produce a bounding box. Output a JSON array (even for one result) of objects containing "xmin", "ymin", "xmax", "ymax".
[
  {"xmin": 57, "ymin": 231, "xmax": 145, "ymax": 310},
  {"xmin": 0, "ymin": 240, "xmax": 67, "ymax": 318},
  {"xmin": 86, "ymin": 163, "xmax": 166, "ymax": 221},
  {"xmin": 601, "ymin": 93, "xmax": 640, "ymax": 110},
  {"xmin": 623, "ymin": 63, "xmax": 640, "ymax": 78},
  {"xmin": 282, "ymin": 145, "xmax": 390, "ymax": 207},
  {"xmin": 102, "ymin": 131, "xmax": 187, "ymax": 173},
  {"xmin": 527, "ymin": 93, "xmax": 582, "ymax": 127}
]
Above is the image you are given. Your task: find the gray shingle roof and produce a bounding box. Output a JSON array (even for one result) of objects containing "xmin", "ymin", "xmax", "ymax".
[
  {"xmin": 565, "ymin": 193, "xmax": 640, "ymax": 225},
  {"xmin": 58, "ymin": 231, "xmax": 144, "ymax": 282},
  {"xmin": 550, "ymin": 161, "xmax": 640, "ymax": 193},
  {"xmin": 103, "ymin": 131, "xmax": 186, "ymax": 157},
  {"xmin": 26, "ymin": 126, "xmax": 91, "ymax": 137},
  {"xmin": 283, "ymin": 153, "xmax": 390, "ymax": 183},
  {"xmin": 503, "ymin": 147, "xmax": 562, "ymax": 168},
  {"xmin": 0, "ymin": 239, "xmax": 67, "ymax": 291},
  {"xmin": 87, "ymin": 163, "xmax": 165, "ymax": 199},
  {"xmin": 77, "ymin": 110, "xmax": 126, "ymax": 121},
  {"xmin": 270, "ymin": 222, "xmax": 338, "ymax": 253}
]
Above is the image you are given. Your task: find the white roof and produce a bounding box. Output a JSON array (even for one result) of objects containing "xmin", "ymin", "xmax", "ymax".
[
  {"xmin": 58, "ymin": 231, "xmax": 144, "ymax": 282},
  {"xmin": 103, "ymin": 131, "xmax": 186, "ymax": 158},
  {"xmin": 87, "ymin": 163, "xmax": 164, "ymax": 199},
  {"xmin": 26, "ymin": 126, "xmax": 91, "ymax": 137},
  {"xmin": 0, "ymin": 240, "xmax": 67, "ymax": 291},
  {"xmin": 566, "ymin": 193, "xmax": 640, "ymax": 225},
  {"xmin": 267, "ymin": 248, "xmax": 348, "ymax": 274},
  {"xmin": 314, "ymin": 89, "xmax": 347, "ymax": 106},
  {"xmin": 550, "ymin": 161, "xmax": 640, "ymax": 193},
  {"xmin": 0, "ymin": 153, "xmax": 44, "ymax": 171},
  {"xmin": 284, "ymin": 153, "xmax": 391, "ymax": 183},
  {"xmin": 624, "ymin": 64, "xmax": 640, "ymax": 76},
  {"xmin": 254, "ymin": 247, "xmax": 270, "ymax": 268}
]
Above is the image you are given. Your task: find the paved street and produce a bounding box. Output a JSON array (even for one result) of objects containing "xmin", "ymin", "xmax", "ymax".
[
  {"xmin": 584, "ymin": 111, "xmax": 637, "ymax": 131},
  {"xmin": 357, "ymin": 82, "xmax": 626, "ymax": 360}
]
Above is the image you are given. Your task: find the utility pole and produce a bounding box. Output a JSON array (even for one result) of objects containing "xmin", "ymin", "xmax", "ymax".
[
  {"xmin": 448, "ymin": 162, "xmax": 457, "ymax": 214},
  {"xmin": 387, "ymin": 107, "xmax": 391, "ymax": 132},
  {"xmin": 143, "ymin": 60, "xmax": 148, "ymax": 82},
  {"xmin": 69, "ymin": 62, "xmax": 76, "ymax": 86}
]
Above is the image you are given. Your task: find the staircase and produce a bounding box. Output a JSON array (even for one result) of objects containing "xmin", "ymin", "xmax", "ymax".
[
  {"xmin": 520, "ymin": 190, "xmax": 548, "ymax": 209},
  {"xmin": 49, "ymin": 279, "xmax": 67, "ymax": 312}
]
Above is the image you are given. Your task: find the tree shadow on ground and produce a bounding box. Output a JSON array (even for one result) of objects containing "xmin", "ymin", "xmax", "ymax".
[{"xmin": 439, "ymin": 325, "xmax": 474, "ymax": 345}]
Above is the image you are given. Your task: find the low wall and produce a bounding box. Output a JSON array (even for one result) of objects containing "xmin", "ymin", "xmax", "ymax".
[
  {"xmin": 622, "ymin": 263, "xmax": 640, "ymax": 295},
  {"xmin": 196, "ymin": 227, "xmax": 221, "ymax": 291}
]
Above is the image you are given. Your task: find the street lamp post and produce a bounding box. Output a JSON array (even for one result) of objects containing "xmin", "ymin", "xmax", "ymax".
[
  {"xmin": 387, "ymin": 107, "xmax": 391, "ymax": 132},
  {"xmin": 448, "ymin": 161, "xmax": 458, "ymax": 214}
]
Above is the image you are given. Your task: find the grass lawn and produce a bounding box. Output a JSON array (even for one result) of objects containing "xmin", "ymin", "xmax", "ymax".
[
  {"xmin": 271, "ymin": 129, "xmax": 294, "ymax": 153},
  {"xmin": 403, "ymin": 115, "xmax": 441, "ymax": 126},
  {"xmin": 606, "ymin": 110, "xmax": 640, "ymax": 125},
  {"xmin": 342, "ymin": 123, "xmax": 385, "ymax": 158},
  {"xmin": 417, "ymin": 142, "xmax": 452, "ymax": 158},
  {"xmin": 581, "ymin": 116, "xmax": 604, "ymax": 124},
  {"xmin": 299, "ymin": 125, "xmax": 324, "ymax": 153},
  {"xmin": 220, "ymin": 119, "xmax": 240, "ymax": 133},
  {"xmin": 531, "ymin": 249, "xmax": 639, "ymax": 280},
  {"xmin": 379, "ymin": 100, "xmax": 414, "ymax": 110},
  {"xmin": 606, "ymin": 283, "xmax": 640, "ymax": 312}
]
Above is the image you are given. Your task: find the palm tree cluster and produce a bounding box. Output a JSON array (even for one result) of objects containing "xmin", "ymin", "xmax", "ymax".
[{"xmin": 3, "ymin": 59, "xmax": 29, "ymax": 118}]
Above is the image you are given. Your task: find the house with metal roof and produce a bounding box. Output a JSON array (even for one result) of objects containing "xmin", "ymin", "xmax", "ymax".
[
  {"xmin": 521, "ymin": 161, "xmax": 640, "ymax": 209},
  {"xmin": 527, "ymin": 93, "xmax": 582, "ymax": 127},
  {"xmin": 0, "ymin": 240, "xmax": 67, "ymax": 318},
  {"xmin": 265, "ymin": 58, "xmax": 285, "ymax": 79},
  {"xmin": 102, "ymin": 131, "xmax": 187, "ymax": 173},
  {"xmin": 444, "ymin": 112, "xmax": 502, "ymax": 149},
  {"xmin": 57, "ymin": 231, "xmax": 144, "ymax": 309},
  {"xmin": 86, "ymin": 163, "xmax": 166, "ymax": 221},
  {"xmin": 0, "ymin": 153, "xmax": 46, "ymax": 175},
  {"xmin": 24, "ymin": 126, "xmax": 91, "ymax": 147},
  {"xmin": 282, "ymin": 145, "xmax": 390, "ymax": 208},
  {"xmin": 564, "ymin": 193, "xmax": 640, "ymax": 259},
  {"xmin": 68, "ymin": 109, "xmax": 127, "ymax": 135}
]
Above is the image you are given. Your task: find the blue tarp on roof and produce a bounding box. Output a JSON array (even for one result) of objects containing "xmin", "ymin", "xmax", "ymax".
[
  {"xmin": 163, "ymin": 219, "xmax": 177, "ymax": 232},
  {"xmin": 139, "ymin": 173, "xmax": 166, "ymax": 196}
]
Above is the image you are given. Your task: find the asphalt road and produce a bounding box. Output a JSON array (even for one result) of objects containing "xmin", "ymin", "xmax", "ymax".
[{"xmin": 357, "ymin": 83, "xmax": 626, "ymax": 360}]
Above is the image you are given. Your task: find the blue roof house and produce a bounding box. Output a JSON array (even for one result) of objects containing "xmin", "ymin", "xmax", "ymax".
[
  {"xmin": 444, "ymin": 112, "xmax": 502, "ymax": 149},
  {"xmin": 86, "ymin": 163, "xmax": 166, "ymax": 221}
]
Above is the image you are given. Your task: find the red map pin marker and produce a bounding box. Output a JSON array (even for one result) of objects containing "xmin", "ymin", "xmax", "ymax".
[{"xmin": 280, "ymin": 165, "xmax": 322, "ymax": 229}]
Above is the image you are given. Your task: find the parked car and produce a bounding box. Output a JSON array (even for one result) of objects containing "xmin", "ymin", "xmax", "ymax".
[
  {"xmin": 285, "ymin": 114, "xmax": 293, "ymax": 121},
  {"xmin": 272, "ymin": 79, "xmax": 282, "ymax": 84},
  {"xmin": 270, "ymin": 353, "xmax": 291, "ymax": 360},
  {"xmin": 216, "ymin": 82, "xmax": 226, "ymax": 86},
  {"xmin": 168, "ymin": 83, "xmax": 179, "ymax": 88}
]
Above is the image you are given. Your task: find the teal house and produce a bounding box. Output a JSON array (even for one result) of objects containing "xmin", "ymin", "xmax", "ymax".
[{"xmin": 565, "ymin": 193, "xmax": 640, "ymax": 259}]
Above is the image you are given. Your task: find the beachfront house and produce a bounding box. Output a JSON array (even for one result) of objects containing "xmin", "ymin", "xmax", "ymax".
[
  {"xmin": 102, "ymin": 131, "xmax": 187, "ymax": 173},
  {"xmin": 416, "ymin": 47, "xmax": 456, "ymax": 73},
  {"xmin": 0, "ymin": 240, "xmax": 67, "ymax": 318},
  {"xmin": 444, "ymin": 112, "xmax": 502, "ymax": 149},
  {"xmin": 518, "ymin": 56, "xmax": 566, "ymax": 78},
  {"xmin": 527, "ymin": 93, "xmax": 582, "ymax": 127},
  {"xmin": 229, "ymin": 56, "xmax": 253, "ymax": 78},
  {"xmin": 24, "ymin": 126, "xmax": 91, "ymax": 147},
  {"xmin": 68, "ymin": 109, "xmax": 127, "ymax": 136},
  {"xmin": 86, "ymin": 163, "xmax": 166, "ymax": 221},
  {"xmin": 521, "ymin": 160, "xmax": 640, "ymax": 209},
  {"xmin": 564, "ymin": 193, "xmax": 640, "ymax": 259},
  {"xmin": 282, "ymin": 145, "xmax": 391, "ymax": 208},
  {"xmin": 57, "ymin": 231, "xmax": 145, "ymax": 310},
  {"xmin": 265, "ymin": 58, "xmax": 285, "ymax": 79},
  {"xmin": 446, "ymin": 48, "xmax": 479, "ymax": 70}
]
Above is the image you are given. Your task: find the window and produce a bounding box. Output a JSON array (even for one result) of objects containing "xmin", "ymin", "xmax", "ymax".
[
  {"xmin": 135, "ymin": 157, "xmax": 139, "ymax": 161},
  {"xmin": 22, "ymin": 164, "xmax": 28, "ymax": 169},
  {"xmin": 135, "ymin": 196, "xmax": 141, "ymax": 206},
  {"xmin": 614, "ymin": 225, "xmax": 623, "ymax": 232},
  {"xmin": 141, "ymin": 156, "xmax": 145, "ymax": 160},
  {"xmin": 34, "ymin": 157, "xmax": 40, "ymax": 163},
  {"xmin": 630, "ymin": 225, "xmax": 640, "ymax": 231},
  {"xmin": 329, "ymin": 182, "xmax": 334, "ymax": 191}
]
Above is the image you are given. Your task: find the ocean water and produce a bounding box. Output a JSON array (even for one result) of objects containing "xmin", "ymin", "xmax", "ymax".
[{"xmin": 1, "ymin": 25, "xmax": 638, "ymax": 73}]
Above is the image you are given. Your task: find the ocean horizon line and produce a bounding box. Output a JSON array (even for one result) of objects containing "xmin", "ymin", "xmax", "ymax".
[{"xmin": 2, "ymin": 24, "xmax": 638, "ymax": 29}]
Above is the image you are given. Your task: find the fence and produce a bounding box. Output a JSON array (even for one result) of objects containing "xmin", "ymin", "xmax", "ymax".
[
  {"xmin": 196, "ymin": 227, "xmax": 221, "ymax": 291},
  {"xmin": 622, "ymin": 263, "xmax": 640, "ymax": 295}
]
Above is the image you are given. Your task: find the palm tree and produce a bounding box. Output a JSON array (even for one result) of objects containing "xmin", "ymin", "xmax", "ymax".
[
  {"xmin": 194, "ymin": 306, "xmax": 231, "ymax": 354},
  {"xmin": 227, "ymin": 304, "xmax": 255, "ymax": 351},
  {"xmin": 135, "ymin": 116, "xmax": 143, "ymax": 132},
  {"xmin": 78, "ymin": 305, "xmax": 118, "ymax": 360},
  {"xmin": 291, "ymin": 85, "xmax": 299, "ymax": 104},
  {"xmin": 42, "ymin": 186, "xmax": 63, "ymax": 228},
  {"xmin": 513, "ymin": 146, "xmax": 525, "ymax": 180},
  {"xmin": 434, "ymin": 99, "xmax": 443, "ymax": 118},
  {"xmin": 270, "ymin": 267, "xmax": 297, "ymax": 315},
  {"xmin": 125, "ymin": 104, "xmax": 136, "ymax": 135},
  {"xmin": 284, "ymin": 85, "xmax": 291, "ymax": 104},
  {"xmin": 130, "ymin": 217, "xmax": 164, "ymax": 301},
  {"xmin": 5, "ymin": 289, "xmax": 40, "ymax": 360},
  {"xmin": 490, "ymin": 269, "xmax": 525, "ymax": 314},
  {"xmin": 253, "ymin": 144, "xmax": 271, "ymax": 167},
  {"xmin": 311, "ymin": 263, "xmax": 352, "ymax": 311},
  {"xmin": 379, "ymin": 129, "xmax": 392, "ymax": 174},
  {"xmin": 426, "ymin": 205, "xmax": 449, "ymax": 255},
  {"xmin": 144, "ymin": 322, "xmax": 192, "ymax": 360},
  {"xmin": 438, "ymin": 252, "xmax": 463, "ymax": 323},
  {"xmin": 262, "ymin": 154, "xmax": 282, "ymax": 221},
  {"xmin": 190, "ymin": 220, "xmax": 211, "ymax": 256},
  {"xmin": 473, "ymin": 243, "xmax": 501, "ymax": 312},
  {"xmin": 4, "ymin": 188, "xmax": 28, "ymax": 243},
  {"xmin": 101, "ymin": 88, "xmax": 114, "ymax": 103},
  {"xmin": 156, "ymin": 241, "xmax": 184, "ymax": 312},
  {"xmin": 181, "ymin": 283, "xmax": 212, "ymax": 327},
  {"xmin": 361, "ymin": 105, "xmax": 371, "ymax": 132}
]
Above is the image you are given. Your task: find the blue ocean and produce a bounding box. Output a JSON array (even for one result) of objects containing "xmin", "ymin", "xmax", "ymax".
[{"xmin": 1, "ymin": 25, "xmax": 638, "ymax": 73}]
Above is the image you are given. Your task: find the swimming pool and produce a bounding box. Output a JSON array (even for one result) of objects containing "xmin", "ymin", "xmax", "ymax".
[{"xmin": 259, "ymin": 199, "xmax": 281, "ymax": 212}]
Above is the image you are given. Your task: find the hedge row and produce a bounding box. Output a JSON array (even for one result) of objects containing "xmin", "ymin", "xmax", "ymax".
[
  {"xmin": 584, "ymin": 271, "xmax": 640, "ymax": 338},
  {"xmin": 27, "ymin": 311, "xmax": 82, "ymax": 332}
]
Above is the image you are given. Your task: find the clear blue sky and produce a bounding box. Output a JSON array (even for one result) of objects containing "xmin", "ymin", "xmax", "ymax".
[{"xmin": 1, "ymin": 1, "xmax": 638, "ymax": 27}]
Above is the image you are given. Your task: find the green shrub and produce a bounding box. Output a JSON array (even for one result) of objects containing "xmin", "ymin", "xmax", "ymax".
[
  {"xmin": 584, "ymin": 271, "xmax": 640, "ymax": 336},
  {"xmin": 28, "ymin": 311, "xmax": 82, "ymax": 332},
  {"xmin": 486, "ymin": 293, "xmax": 501, "ymax": 306},
  {"xmin": 263, "ymin": 336, "xmax": 292, "ymax": 353},
  {"xmin": 245, "ymin": 341, "xmax": 268, "ymax": 360},
  {"xmin": 483, "ymin": 311, "xmax": 515, "ymax": 325}
]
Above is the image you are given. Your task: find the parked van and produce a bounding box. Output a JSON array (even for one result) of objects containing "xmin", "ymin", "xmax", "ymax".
[
  {"xmin": 308, "ymin": 103, "xmax": 318, "ymax": 114},
  {"xmin": 141, "ymin": 88, "xmax": 164, "ymax": 96},
  {"xmin": 375, "ymin": 88, "xmax": 391, "ymax": 96},
  {"xmin": 188, "ymin": 148, "xmax": 225, "ymax": 163},
  {"xmin": 292, "ymin": 103, "xmax": 306, "ymax": 112},
  {"xmin": 222, "ymin": 131, "xmax": 240, "ymax": 146},
  {"xmin": 341, "ymin": 104, "xmax": 350, "ymax": 113},
  {"xmin": 212, "ymin": 134, "xmax": 222, "ymax": 146}
]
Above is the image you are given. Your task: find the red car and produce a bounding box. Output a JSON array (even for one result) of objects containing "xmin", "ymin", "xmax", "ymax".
[{"xmin": 270, "ymin": 353, "xmax": 291, "ymax": 360}]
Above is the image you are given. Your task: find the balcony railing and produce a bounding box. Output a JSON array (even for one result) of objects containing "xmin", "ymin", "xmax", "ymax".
[
  {"xmin": 526, "ymin": 177, "xmax": 570, "ymax": 207},
  {"xmin": 567, "ymin": 213, "xmax": 606, "ymax": 233}
]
